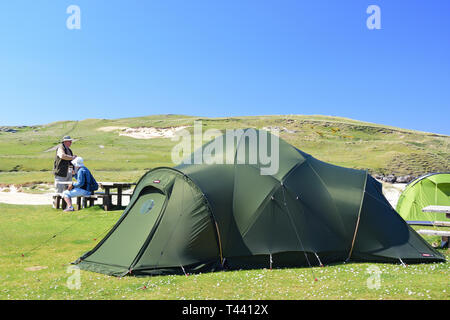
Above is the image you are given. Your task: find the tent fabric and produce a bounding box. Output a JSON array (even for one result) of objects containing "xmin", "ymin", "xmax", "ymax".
[
  {"xmin": 76, "ymin": 130, "xmax": 445, "ymax": 276},
  {"xmin": 396, "ymin": 173, "xmax": 450, "ymax": 222}
]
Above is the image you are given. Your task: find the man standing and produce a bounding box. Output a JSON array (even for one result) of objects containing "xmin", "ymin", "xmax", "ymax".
[{"xmin": 53, "ymin": 136, "xmax": 77, "ymax": 196}]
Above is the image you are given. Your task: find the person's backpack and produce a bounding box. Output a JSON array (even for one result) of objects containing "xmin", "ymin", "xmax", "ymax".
[
  {"xmin": 83, "ymin": 168, "xmax": 99, "ymax": 193},
  {"xmin": 90, "ymin": 174, "xmax": 99, "ymax": 192}
]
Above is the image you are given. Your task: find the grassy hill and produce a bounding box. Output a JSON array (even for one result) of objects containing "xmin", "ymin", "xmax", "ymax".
[{"xmin": 0, "ymin": 114, "xmax": 449, "ymax": 185}]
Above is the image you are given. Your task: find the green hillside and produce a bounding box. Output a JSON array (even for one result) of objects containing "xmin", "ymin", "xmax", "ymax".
[{"xmin": 0, "ymin": 114, "xmax": 449, "ymax": 185}]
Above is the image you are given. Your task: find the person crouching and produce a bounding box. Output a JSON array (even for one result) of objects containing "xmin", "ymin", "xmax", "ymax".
[{"xmin": 62, "ymin": 157, "xmax": 98, "ymax": 212}]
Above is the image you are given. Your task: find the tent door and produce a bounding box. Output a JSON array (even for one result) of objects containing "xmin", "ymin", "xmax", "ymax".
[{"xmin": 81, "ymin": 186, "xmax": 167, "ymax": 268}]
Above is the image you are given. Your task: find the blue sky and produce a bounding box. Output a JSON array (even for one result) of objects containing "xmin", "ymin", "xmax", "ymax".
[{"xmin": 0, "ymin": 1, "xmax": 449, "ymax": 134}]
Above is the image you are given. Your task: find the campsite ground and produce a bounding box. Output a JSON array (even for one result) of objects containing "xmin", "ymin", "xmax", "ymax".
[
  {"xmin": 0, "ymin": 115, "xmax": 449, "ymax": 300},
  {"xmin": 0, "ymin": 203, "xmax": 448, "ymax": 300}
]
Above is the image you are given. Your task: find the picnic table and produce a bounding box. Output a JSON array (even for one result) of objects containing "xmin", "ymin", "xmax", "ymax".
[
  {"xmin": 96, "ymin": 182, "xmax": 136, "ymax": 211},
  {"xmin": 417, "ymin": 205, "xmax": 450, "ymax": 248},
  {"xmin": 422, "ymin": 205, "xmax": 450, "ymax": 219},
  {"xmin": 53, "ymin": 181, "xmax": 136, "ymax": 211}
]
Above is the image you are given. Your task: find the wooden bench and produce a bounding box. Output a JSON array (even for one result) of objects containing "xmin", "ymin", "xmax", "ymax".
[
  {"xmin": 407, "ymin": 221, "xmax": 450, "ymax": 227},
  {"xmin": 52, "ymin": 193, "xmax": 65, "ymax": 209},
  {"xmin": 53, "ymin": 193, "xmax": 99, "ymax": 210},
  {"xmin": 418, "ymin": 205, "xmax": 450, "ymax": 248},
  {"xmin": 422, "ymin": 205, "xmax": 450, "ymax": 219},
  {"xmin": 75, "ymin": 195, "xmax": 98, "ymax": 210},
  {"xmin": 417, "ymin": 230, "xmax": 450, "ymax": 248}
]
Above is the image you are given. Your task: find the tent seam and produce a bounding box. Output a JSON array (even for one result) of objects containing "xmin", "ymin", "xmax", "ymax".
[{"xmin": 346, "ymin": 171, "xmax": 368, "ymax": 261}]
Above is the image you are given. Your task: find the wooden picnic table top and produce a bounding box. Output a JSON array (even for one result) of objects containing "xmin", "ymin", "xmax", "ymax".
[
  {"xmin": 421, "ymin": 205, "xmax": 450, "ymax": 214},
  {"xmin": 98, "ymin": 182, "xmax": 136, "ymax": 187},
  {"xmin": 57, "ymin": 181, "xmax": 136, "ymax": 188}
]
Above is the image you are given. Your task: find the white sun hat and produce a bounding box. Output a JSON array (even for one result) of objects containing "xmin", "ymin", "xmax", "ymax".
[{"xmin": 71, "ymin": 156, "xmax": 85, "ymax": 167}]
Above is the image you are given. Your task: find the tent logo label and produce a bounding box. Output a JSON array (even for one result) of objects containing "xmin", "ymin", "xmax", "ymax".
[
  {"xmin": 171, "ymin": 121, "xmax": 280, "ymax": 176},
  {"xmin": 421, "ymin": 253, "xmax": 434, "ymax": 257},
  {"xmin": 153, "ymin": 180, "xmax": 161, "ymax": 184}
]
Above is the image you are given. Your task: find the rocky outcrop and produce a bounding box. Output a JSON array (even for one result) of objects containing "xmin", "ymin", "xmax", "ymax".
[
  {"xmin": 373, "ymin": 174, "xmax": 416, "ymax": 184},
  {"xmin": 0, "ymin": 127, "xmax": 17, "ymax": 133}
]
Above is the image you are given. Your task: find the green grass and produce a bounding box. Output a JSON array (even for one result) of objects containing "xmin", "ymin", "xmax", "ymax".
[
  {"xmin": 1, "ymin": 114, "xmax": 449, "ymax": 299},
  {"xmin": 0, "ymin": 203, "xmax": 448, "ymax": 300},
  {"xmin": 0, "ymin": 114, "xmax": 449, "ymax": 185}
]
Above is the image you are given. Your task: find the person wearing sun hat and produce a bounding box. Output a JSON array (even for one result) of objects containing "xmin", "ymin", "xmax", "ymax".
[
  {"xmin": 53, "ymin": 136, "xmax": 77, "ymax": 201},
  {"xmin": 62, "ymin": 156, "xmax": 99, "ymax": 212}
]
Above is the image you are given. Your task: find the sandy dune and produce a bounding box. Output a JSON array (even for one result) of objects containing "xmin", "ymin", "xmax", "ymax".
[
  {"xmin": 97, "ymin": 126, "xmax": 128, "ymax": 132},
  {"xmin": 97, "ymin": 126, "xmax": 190, "ymax": 139},
  {"xmin": 380, "ymin": 182, "xmax": 407, "ymax": 209}
]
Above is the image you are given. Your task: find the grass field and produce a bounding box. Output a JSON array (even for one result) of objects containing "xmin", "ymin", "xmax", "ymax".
[{"xmin": 1, "ymin": 203, "xmax": 448, "ymax": 300}]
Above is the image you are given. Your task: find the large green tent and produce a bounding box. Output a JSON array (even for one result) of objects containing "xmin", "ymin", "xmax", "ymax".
[
  {"xmin": 396, "ymin": 173, "xmax": 450, "ymax": 222},
  {"xmin": 75, "ymin": 130, "xmax": 444, "ymax": 276}
]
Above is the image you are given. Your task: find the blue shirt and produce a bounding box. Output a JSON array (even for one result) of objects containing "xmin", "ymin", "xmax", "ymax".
[{"xmin": 73, "ymin": 166, "xmax": 94, "ymax": 191}]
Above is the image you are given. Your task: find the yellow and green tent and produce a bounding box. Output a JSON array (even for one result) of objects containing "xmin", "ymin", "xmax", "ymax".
[{"xmin": 396, "ymin": 173, "xmax": 450, "ymax": 222}]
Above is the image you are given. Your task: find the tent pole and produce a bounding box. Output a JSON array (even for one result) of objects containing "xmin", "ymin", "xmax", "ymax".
[
  {"xmin": 347, "ymin": 172, "xmax": 368, "ymax": 262},
  {"xmin": 314, "ymin": 252, "xmax": 324, "ymax": 267}
]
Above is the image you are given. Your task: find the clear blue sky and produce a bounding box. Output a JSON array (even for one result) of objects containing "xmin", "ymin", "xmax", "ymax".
[{"xmin": 0, "ymin": 1, "xmax": 449, "ymax": 134}]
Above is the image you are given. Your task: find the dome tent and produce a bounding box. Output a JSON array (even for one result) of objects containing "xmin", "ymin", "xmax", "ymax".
[
  {"xmin": 396, "ymin": 173, "xmax": 450, "ymax": 222},
  {"xmin": 75, "ymin": 129, "xmax": 444, "ymax": 276}
]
